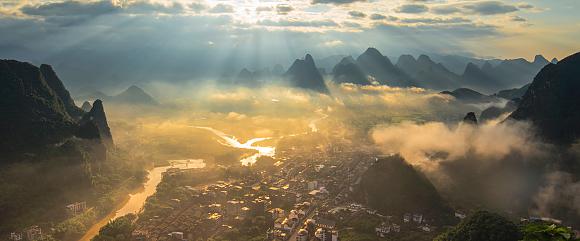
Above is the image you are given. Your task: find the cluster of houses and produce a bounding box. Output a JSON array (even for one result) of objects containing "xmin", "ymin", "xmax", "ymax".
[
  {"xmin": 8, "ymin": 226, "xmax": 44, "ymax": 241},
  {"xmin": 295, "ymin": 218, "xmax": 339, "ymax": 241},
  {"xmin": 266, "ymin": 201, "xmax": 339, "ymax": 241},
  {"xmin": 8, "ymin": 201, "xmax": 88, "ymax": 241},
  {"xmin": 375, "ymin": 222, "xmax": 401, "ymax": 238},
  {"xmin": 130, "ymin": 139, "xmax": 375, "ymax": 241},
  {"xmin": 66, "ymin": 201, "xmax": 87, "ymax": 217},
  {"xmin": 267, "ymin": 202, "xmax": 312, "ymax": 240}
]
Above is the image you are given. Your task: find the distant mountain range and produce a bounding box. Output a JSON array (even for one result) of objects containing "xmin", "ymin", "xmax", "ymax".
[
  {"xmin": 440, "ymin": 88, "xmax": 500, "ymax": 104},
  {"xmin": 77, "ymin": 85, "xmax": 158, "ymax": 105},
  {"xmin": 210, "ymin": 48, "xmax": 552, "ymax": 94},
  {"xmin": 332, "ymin": 48, "xmax": 419, "ymax": 87},
  {"xmin": 493, "ymin": 83, "xmax": 530, "ymax": 100},
  {"xmin": 396, "ymin": 54, "xmax": 460, "ymax": 90},
  {"xmin": 331, "ymin": 48, "xmax": 549, "ymax": 94},
  {"xmin": 0, "ymin": 59, "xmax": 113, "ymax": 161}
]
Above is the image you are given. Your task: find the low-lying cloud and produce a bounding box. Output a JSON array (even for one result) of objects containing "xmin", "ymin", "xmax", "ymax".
[
  {"xmin": 371, "ymin": 116, "xmax": 580, "ymax": 223},
  {"xmin": 372, "ymin": 120, "xmax": 541, "ymax": 170}
]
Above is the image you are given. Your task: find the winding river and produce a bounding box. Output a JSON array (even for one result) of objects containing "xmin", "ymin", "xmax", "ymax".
[
  {"xmin": 80, "ymin": 113, "xmax": 326, "ymax": 240},
  {"xmin": 194, "ymin": 126, "xmax": 275, "ymax": 166},
  {"xmin": 80, "ymin": 159, "xmax": 205, "ymax": 241}
]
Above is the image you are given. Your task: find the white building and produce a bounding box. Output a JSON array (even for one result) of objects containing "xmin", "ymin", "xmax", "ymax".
[
  {"xmin": 25, "ymin": 226, "xmax": 42, "ymax": 241},
  {"xmin": 315, "ymin": 228, "xmax": 338, "ymax": 241},
  {"xmin": 375, "ymin": 223, "xmax": 391, "ymax": 237},
  {"xmin": 455, "ymin": 212, "xmax": 467, "ymax": 220},
  {"xmin": 413, "ymin": 214, "xmax": 424, "ymax": 224},
  {"xmin": 168, "ymin": 231, "xmax": 184, "ymax": 240},
  {"xmin": 296, "ymin": 229, "xmax": 309, "ymax": 241},
  {"xmin": 307, "ymin": 181, "xmax": 318, "ymax": 191},
  {"xmin": 66, "ymin": 201, "xmax": 87, "ymax": 217},
  {"xmin": 403, "ymin": 213, "xmax": 411, "ymax": 223},
  {"xmin": 9, "ymin": 232, "xmax": 23, "ymax": 241}
]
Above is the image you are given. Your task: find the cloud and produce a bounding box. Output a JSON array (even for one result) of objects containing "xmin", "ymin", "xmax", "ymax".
[
  {"xmin": 189, "ymin": 2, "xmax": 208, "ymax": 13},
  {"xmin": 18, "ymin": 0, "xmax": 187, "ymax": 26},
  {"xmin": 368, "ymin": 14, "xmax": 399, "ymax": 21},
  {"xmin": 21, "ymin": 0, "xmax": 117, "ymax": 17},
  {"xmin": 463, "ymin": 1, "xmax": 518, "ymax": 15},
  {"xmin": 123, "ymin": 1, "xmax": 184, "ymax": 14},
  {"xmin": 311, "ymin": 0, "xmax": 366, "ymax": 5},
  {"xmin": 510, "ymin": 16, "xmax": 527, "ymax": 22},
  {"xmin": 431, "ymin": 5, "xmax": 461, "ymax": 15},
  {"xmin": 396, "ymin": 4, "xmax": 429, "ymax": 14},
  {"xmin": 369, "ymin": 13, "xmax": 386, "ymax": 20},
  {"xmin": 399, "ymin": 17, "xmax": 471, "ymax": 25},
  {"xmin": 209, "ymin": 3, "xmax": 234, "ymax": 13},
  {"xmin": 21, "ymin": 0, "xmax": 186, "ymax": 17},
  {"xmin": 372, "ymin": 120, "xmax": 544, "ymax": 171},
  {"xmin": 431, "ymin": 1, "xmax": 520, "ymax": 16},
  {"xmin": 257, "ymin": 19, "xmax": 338, "ymax": 27},
  {"xmin": 517, "ymin": 3, "xmax": 534, "ymax": 9},
  {"xmin": 276, "ymin": 5, "xmax": 294, "ymax": 15},
  {"xmin": 321, "ymin": 40, "xmax": 344, "ymax": 47},
  {"xmin": 374, "ymin": 22, "xmax": 500, "ymax": 38},
  {"xmin": 341, "ymin": 21, "xmax": 361, "ymax": 28},
  {"xmin": 256, "ymin": 6, "xmax": 272, "ymax": 13},
  {"xmin": 533, "ymin": 171, "xmax": 580, "ymax": 217},
  {"xmin": 348, "ymin": 10, "xmax": 366, "ymax": 18}
]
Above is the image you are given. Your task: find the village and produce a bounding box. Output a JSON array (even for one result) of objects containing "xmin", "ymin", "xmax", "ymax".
[{"xmin": 122, "ymin": 138, "xmax": 450, "ymax": 241}]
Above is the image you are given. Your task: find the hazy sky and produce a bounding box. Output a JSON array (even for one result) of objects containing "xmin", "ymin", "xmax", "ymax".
[{"xmin": 0, "ymin": 0, "xmax": 578, "ymax": 89}]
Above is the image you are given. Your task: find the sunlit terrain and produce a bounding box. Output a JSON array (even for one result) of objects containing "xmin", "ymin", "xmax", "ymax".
[{"xmin": 1, "ymin": 0, "xmax": 579, "ymax": 241}]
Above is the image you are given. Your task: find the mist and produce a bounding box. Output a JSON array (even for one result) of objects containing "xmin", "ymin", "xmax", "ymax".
[{"xmin": 371, "ymin": 117, "xmax": 580, "ymax": 224}]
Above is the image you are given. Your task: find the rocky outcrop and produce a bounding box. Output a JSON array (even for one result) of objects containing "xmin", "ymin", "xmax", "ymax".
[
  {"xmin": 479, "ymin": 100, "xmax": 518, "ymax": 122},
  {"xmin": 396, "ymin": 54, "xmax": 460, "ymax": 90},
  {"xmin": 284, "ymin": 54, "xmax": 329, "ymax": 93},
  {"xmin": 0, "ymin": 59, "xmax": 113, "ymax": 161},
  {"xmin": 462, "ymin": 112, "xmax": 478, "ymax": 125},
  {"xmin": 80, "ymin": 99, "xmax": 113, "ymax": 146},
  {"xmin": 494, "ymin": 83, "xmax": 530, "ymax": 100},
  {"xmin": 112, "ymin": 85, "xmax": 158, "ymax": 105},
  {"xmin": 355, "ymin": 48, "xmax": 416, "ymax": 87},
  {"xmin": 81, "ymin": 101, "xmax": 92, "ymax": 112},
  {"xmin": 440, "ymin": 88, "xmax": 498, "ymax": 104},
  {"xmin": 356, "ymin": 155, "xmax": 453, "ymax": 220},
  {"xmin": 39, "ymin": 64, "xmax": 83, "ymax": 118},
  {"xmin": 508, "ymin": 52, "xmax": 580, "ymax": 145},
  {"xmin": 332, "ymin": 56, "xmax": 369, "ymax": 85},
  {"xmin": 461, "ymin": 63, "xmax": 502, "ymax": 94},
  {"xmin": 0, "ymin": 60, "xmax": 76, "ymax": 158}
]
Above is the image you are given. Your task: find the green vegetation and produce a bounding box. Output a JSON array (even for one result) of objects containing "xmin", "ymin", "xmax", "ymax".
[
  {"xmin": 435, "ymin": 211, "xmax": 521, "ymax": 241},
  {"xmin": 54, "ymin": 209, "xmax": 97, "ymax": 240},
  {"xmin": 92, "ymin": 214, "xmax": 136, "ymax": 241},
  {"xmin": 139, "ymin": 166, "xmax": 227, "ymax": 221},
  {"xmin": 356, "ymin": 155, "xmax": 453, "ymax": 223},
  {"xmin": 0, "ymin": 146, "xmax": 147, "ymax": 240},
  {"xmin": 337, "ymin": 212, "xmax": 436, "ymax": 241},
  {"xmin": 521, "ymin": 222, "xmax": 577, "ymax": 241},
  {"xmin": 435, "ymin": 211, "xmax": 578, "ymax": 241},
  {"xmin": 340, "ymin": 229, "xmax": 380, "ymax": 241}
]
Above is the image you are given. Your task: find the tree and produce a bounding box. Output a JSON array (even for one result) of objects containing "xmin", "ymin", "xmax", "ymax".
[
  {"xmin": 435, "ymin": 211, "xmax": 522, "ymax": 241},
  {"xmin": 521, "ymin": 222, "xmax": 577, "ymax": 241},
  {"xmin": 92, "ymin": 214, "xmax": 136, "ymax": 241}
]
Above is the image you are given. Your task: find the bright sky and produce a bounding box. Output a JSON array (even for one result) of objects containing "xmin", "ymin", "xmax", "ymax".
[{"xmin": 0, "ymin": 0, "xmax": 578, "ymax": 74}]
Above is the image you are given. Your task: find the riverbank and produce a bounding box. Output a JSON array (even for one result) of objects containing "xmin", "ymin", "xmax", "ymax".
[
  {"xmin": 80, "ymin": 160, "xmax": 206, "ymax": 241},
  {"xmin": 78, "ymin": 195, "xmax": 132, "ymax": 241}
]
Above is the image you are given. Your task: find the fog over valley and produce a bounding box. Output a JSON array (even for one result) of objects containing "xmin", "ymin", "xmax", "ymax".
[{"xmin": 1, "ymin": 1, "xmax": 579, "ymax": 241}]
